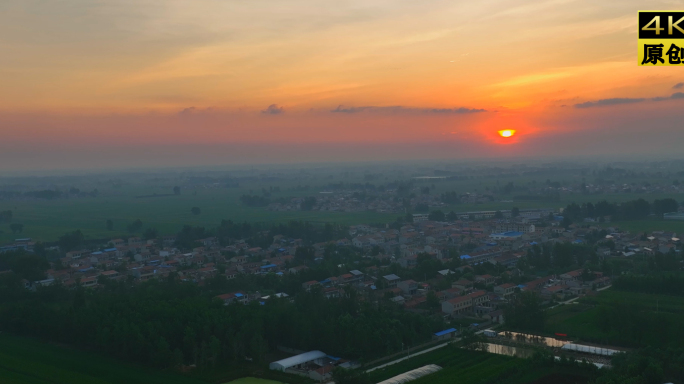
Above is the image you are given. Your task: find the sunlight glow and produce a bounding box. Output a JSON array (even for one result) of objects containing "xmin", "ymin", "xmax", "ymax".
[{"xmin": 498, "ymin": 129, "xmax": 516, "ymax": 138}]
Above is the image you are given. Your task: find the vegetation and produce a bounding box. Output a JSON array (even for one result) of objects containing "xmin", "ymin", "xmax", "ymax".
[{"xmin": 0, "ymin": 332, "xmax": 207, "ymax": 384}]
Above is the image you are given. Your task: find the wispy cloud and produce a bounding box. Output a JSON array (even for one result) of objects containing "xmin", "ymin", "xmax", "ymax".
[
  {"xmin": 674, "ymin": 82, "xmax": 684, "ymax": 89},
  {"xmin": 331, "ymin": 105, "xmax": 486, "ymax": 114},
  {"xmin": 261, "ymin": 104, "xmax": 284, "ymax": 115},
  {"xmin": 574, "ymin": 93, "xmax": 684, "ymax": 108},
  {"xmin": 574, "ymin": 98, "xmax": 646, "ymax": 108}
]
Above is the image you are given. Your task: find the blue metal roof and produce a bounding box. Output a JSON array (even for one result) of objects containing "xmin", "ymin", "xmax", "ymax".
[
  {"xmin": 103, "ymin": 248, "xmax": 117, "ymax": 252},
  {"xmin": 434, "ymin": 328, "xmax": 457, "ymax": 336},
  {"xmin": 460, "ymin": 255, "xmax": 472, "ymax": 259},
  {"xmin": 234, "ymin": 293, "xmax": 244, "ymax": 297},
  {"xmin": 261, "ymin": 264, "xmax": 277, "ymax": 269}
]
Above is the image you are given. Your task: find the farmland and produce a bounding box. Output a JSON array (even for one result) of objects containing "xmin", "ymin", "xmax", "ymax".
[
  {"xmin": 2, "ymin": 166, "xmax": 683, "ymax": 244},
  {"xmin": 0, "ymin": 333, "xmax": 207, "ymax": 384},
  {"xmin": 544, "ymin": 289, "xmax": 684, "ymax": 348},
  {"xmin": 366, "ymin": 345, "xmax": 545, "ymax": 384}
]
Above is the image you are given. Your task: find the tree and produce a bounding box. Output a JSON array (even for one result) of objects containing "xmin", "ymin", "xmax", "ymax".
[
  {"xmin": 301, "ymin": 197, "xmax": 317, "ymax": 211},
  {"xmin": 426, "ymin": 290, "xmax": 440, "ymax": 310},
  {"xmin": 653, "ymin": 198, "xmax": 678, "ymax": 218},
  {"xmin": 173, "ymin": 186, "xmax": 181, "ymax": 195},
  {"xmin": 143, "ymin": 227, "xmax": 158, "ymax": 240},
  {"xmin": 127, "ymin": 219, "xmax": 143, "ymax": 233},
  {"xmin": 332, "ymin": 368, "xmax": 372, "ymax": 384},
  {"xmin": 428, "ymin": 210, "xmax": 445, "ymax": 221},
  {"xmin": 0, "ymin": 210, "xmax": 12, "ymax": 222},
  {"xmin": 191, "ymin": 207, "xmax": 201, "ymax": 215},
  {"xmin": 511, "ymin": 207, "xmax": 520, "ymax": 217},
  {"xmin": 58, "ymin": 230, "xmax": 84, "ymax": 251},
  {"xmin": 106, "ymin": 219, "xmax": 114, "ymax": 231},
  {"xmin": 9, "ymin": 223, "xmax": 23, "ymax": 234},
  {"xmin": 505, "ymin": 291, "xmax": 545, "ymax": 331},
  {"xmin": 494, "ymin": 210, "xmax": 504, "ymax": 219}
]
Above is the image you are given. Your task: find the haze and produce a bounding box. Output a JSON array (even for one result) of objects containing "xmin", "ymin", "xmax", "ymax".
[{"xmin": 2, "ymin": 0, "xmax": 684, "ymax": 171}]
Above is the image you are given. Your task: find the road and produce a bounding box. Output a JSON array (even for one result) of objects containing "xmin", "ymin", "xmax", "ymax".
[
  {"xmin": 365, "ymin": 341, "xmax": 453, "ymax": 373},
  {"xmin": 548, "ymin": 285, "xmax": 612, "ymax": 310}
]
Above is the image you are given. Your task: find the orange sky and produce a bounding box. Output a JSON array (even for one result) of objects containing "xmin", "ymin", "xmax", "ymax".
[{"xmin": 1, "ymin": 0, "xmax": 684, "ymax": 170}]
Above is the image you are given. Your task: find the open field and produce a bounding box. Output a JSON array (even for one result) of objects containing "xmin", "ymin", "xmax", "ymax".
[
  {"xmin": 366, "ymin": 345, "xmax": 540, "ymax": 384},
  {"xmin": 544, "ymin": 289, "xmax": 684, "ymax": 348},
  {"xmin": 0, "ymin": 333, "xmax": 207, "ymax": 384},
  {"xmin": 1, "ymin": 168, "xmax": 683, "ymax": 244}
]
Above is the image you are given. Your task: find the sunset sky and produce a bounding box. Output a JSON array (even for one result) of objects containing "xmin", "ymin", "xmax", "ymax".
[{"xmin": 2, "ymin": 0, "xmax": 684, "ymax": 171}]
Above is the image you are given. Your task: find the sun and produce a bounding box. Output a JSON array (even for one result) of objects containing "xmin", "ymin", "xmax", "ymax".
[{"xmin": 498, "ymin": 129, "xmax": 516, "ymax": 138}]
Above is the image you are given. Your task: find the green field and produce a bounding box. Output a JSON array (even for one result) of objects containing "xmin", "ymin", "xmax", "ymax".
[
  {"xmin": 0, "ymin": 333, "xmax": 207, "ymax": 384},
  {"xmin": 1, "ymin": 169, "xmax": 683, "ymax": 244},
  {"xmin": 366, "ymin": 345, "xmax": 542, "ymax": 384},
  {"xmin": 597, "ymin": 219, "xmax": 684, "ymax": 234},
  {"xmin": 544, "ymin": 289, "xmax": 684, "ymax": 348}
]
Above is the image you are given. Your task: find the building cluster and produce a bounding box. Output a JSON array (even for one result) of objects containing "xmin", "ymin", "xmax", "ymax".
[{"xmin": 10, "ymin": 206, "xmax": 681, "ymax": 330}]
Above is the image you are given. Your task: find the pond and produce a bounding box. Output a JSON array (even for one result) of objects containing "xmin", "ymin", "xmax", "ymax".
[{"xmin": 496, "ymin": 331, "xmax": 570, "ymax": 348}]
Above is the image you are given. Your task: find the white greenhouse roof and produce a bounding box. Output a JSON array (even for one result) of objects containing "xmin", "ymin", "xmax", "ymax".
[
  {"xmin": 269, "ymin": 350, "xmax": 326, "ymax": 370},
  {"xmin": 561, "ymin": 343, "xmax": 619, "ymax": 356},
  {"xmin": 376, "ymin": 364, "xmax": 442, "ymax": 384}
]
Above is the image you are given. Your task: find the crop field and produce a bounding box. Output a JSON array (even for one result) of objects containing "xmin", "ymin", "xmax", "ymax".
[
  {"xmin": 1, "ymin": 168, "xmax": 682, "ymax": 244},
  {"xmin": 366, "ymin": 345, "xmax": 538, "ymax": 384},
  {"xmin": 0, "ymin": 333, "xmax": 207, "ymax": 384},
  {"xmin": 544, "ymin": 289, "xmax": 684, "ymax": 348}
]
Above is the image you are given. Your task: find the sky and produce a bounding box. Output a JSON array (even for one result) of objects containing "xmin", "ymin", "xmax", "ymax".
[{"xmin": 1, "ymin": 0, "xmax": 684, "ymax": 171}]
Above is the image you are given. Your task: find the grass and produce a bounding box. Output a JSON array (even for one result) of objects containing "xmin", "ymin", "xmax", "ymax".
[
  {"xmin": 366, "ymin": 345, "xmax": 536, "ymax": 384},
  {"xmin": 544, "ymin": 289, "xmax": 684, "ymax": 347},
  {"xmin": 0, "ymin": 333, "xmax": 207, "ymax": 384},
  {"xmin": 2, "ymin": 170, "xmax": 683, "ymax": 244},
  {"xmin": 597, "ymin": 219, "xmax": 684, "ymax": 234}
]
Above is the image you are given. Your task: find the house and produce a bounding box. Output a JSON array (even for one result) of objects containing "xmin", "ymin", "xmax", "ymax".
[
  {"xmin": 433, "ymin": 328, "xmax": 458, "ymax": 341},
  {"xmin": 397, "ymin": 280, "xmax": 418, "ymax": 295},
  {"xmin": 216, "ymin": 292, "xmax": 247, "ymax": 305},
  {"xmin": 383, "ymin": 274, "xmax": 401, "ymax": 288},
  {"xmin": 100, "ymin": 270, "xmax": 120, "ymax": 279},
  {"xmin": 302, "ymin": 280, "xmax": 319, "ymax": 291},
  {"xmin": 80, "ymin": 276, "xmax": 98, "ymax": 288},
  {"xmin": 542, "ymin": 285, "xmax": 569, "ymax": 300},
  {"xmin": 475, "ymin": 274, "xmax": 496, "ymax": 286},
  {"xmin": 452, "ymin": 279, "xmax": 474, "ymax": 292},
  {"xmin": 468, "ymin": 290, "xmax": 490, "ymax": 309},
  {"xmin": 442, "ymin": 295, "xmax": 473, "ymax": 316},
  {"xmin": 559, "ymin": 269, "xmax": 583, "ymax": 281},
  {"xmin": 398, "ymin": 255, "xmax": 418, "ymax": 268},
  {"xmin": 437, "ymin": 287, "xmax": 462, "ymax": 302},
  {"xmin": 289, "ymin": 265, "xmax": 308, "ymax": 274},
  {"xmin": 494, "ymin": 283, "xmax": 516, "ymax": 298},
  {"xmin": 309, "ymin": 365, "xmax": 335, "ymax": 382}
]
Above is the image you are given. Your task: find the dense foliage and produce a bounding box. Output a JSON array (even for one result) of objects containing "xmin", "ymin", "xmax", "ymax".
[
  {"xmin": 613, "ymin": 274, "xmax": 684, "ymax": 296},
  {"xmin": 0, "ymin": 273, "xmax": 443, "ymax": 369}
]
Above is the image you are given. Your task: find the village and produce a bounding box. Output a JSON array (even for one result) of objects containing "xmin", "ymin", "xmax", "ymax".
[{"xmin": 11, "ymin": 207, "xmax": 680, "ymax": 330}]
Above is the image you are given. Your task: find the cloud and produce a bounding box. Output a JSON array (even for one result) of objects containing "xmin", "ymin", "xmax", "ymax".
[
  {"xmin": 331, "ymin": 105, "xmax": 486, "ymax": 114},
  {"xmin": 574, "ymin": 98, "xmax": 646, "ymax": 108},
  {"xmin": 674, "ymin": 83, "xmax": 684, "ymax": 89},
  {"xmin": 179, "ymin": 107, "xmax": 197, "ymax": 115},
  {"xmin": 261, "ymin": 104, "xmax": 284, "ymax": 115},
  {"xmin": 574, "ymin": 93, "xmax": 684, "ymax": 108}
]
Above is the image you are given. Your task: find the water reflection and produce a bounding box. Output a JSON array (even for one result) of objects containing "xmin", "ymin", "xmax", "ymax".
[
  {"xmin": 497, "ymin": 332, "xmax": 569, "ymax": 348},
  {"xmin": 483, "ymin": 343, "xmax": 534, "ymax": 358}
]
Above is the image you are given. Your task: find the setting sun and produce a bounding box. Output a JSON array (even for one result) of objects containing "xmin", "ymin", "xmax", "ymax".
[{"xmin": 498, "ymin": 129, "xmax": 516, "ymax": 138}]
